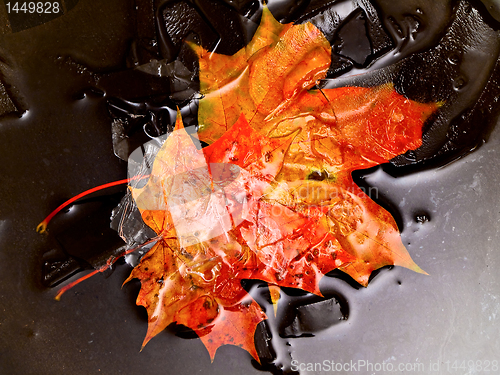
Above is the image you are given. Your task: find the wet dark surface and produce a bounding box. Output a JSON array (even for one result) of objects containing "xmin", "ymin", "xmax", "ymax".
[{"xmin": 1, "ymin": 0, "xmax": 500, "ymax": 374}]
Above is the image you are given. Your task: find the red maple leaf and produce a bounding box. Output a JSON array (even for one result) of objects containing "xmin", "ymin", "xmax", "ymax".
[
  {"xmin": 127, "ymin": 88, "xmax": 436, "ymax": 359},
  {"xmin": 40, "ymin": 6, "xmax": 441, "ymax": 362}
]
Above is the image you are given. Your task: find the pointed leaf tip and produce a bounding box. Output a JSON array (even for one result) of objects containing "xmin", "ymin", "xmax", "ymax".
[
  {"xmin": 174, "ymin": 109, "xmax": 184, "ymax": 131},
  {"xmin": 268, "ymin": 284, "xmax": 280, "ymax": 317}
]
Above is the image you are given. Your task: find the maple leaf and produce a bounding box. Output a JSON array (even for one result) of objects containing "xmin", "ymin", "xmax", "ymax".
[
  {"xmin": 259, "ymin": 84, "xmax": 439, "ymax": 286},
  {"xmin": 192, "ymin": 8, "xmax": 439, "ymax": 287},
  {"xmin": 125, "ymin": 6, "xmax": 440, "ymax": 361},
  {"xmin": 192, "ymin": 6, "xmax": 332, "ymax": 144},
  {"xmin": 126, "ymin": 112, "xmax": 298, "ymax": 360},
  {"xmin": 31, "ymin": 4, "xmax": 444, "ymax": 365}
]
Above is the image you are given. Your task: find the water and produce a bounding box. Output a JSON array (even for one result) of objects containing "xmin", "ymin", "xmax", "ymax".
[{"xmin": 1, "ymin": 0, "xmax": 500, "ymax": 374}]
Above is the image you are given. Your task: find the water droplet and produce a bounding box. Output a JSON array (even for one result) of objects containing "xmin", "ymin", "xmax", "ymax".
[
  {"xmin": 391, "ymin": 110, "xmax": 405, "ymax": 123},
  {"xmin": 415, "ymin": 212, "xmax": 431, "ymax": 224},
  {"xmin": 447, "ymin": 52, "xmax": 461, "ymax": 65},
  {"xmin": 405, "ymin": 150, "xmax": 417, "ymax": 162},
  {"xmin": 453, "ymin": 76, "xmax": 468, "ymax": 90},
  {"xmin": 307, "ymin": 170, "xmax": 325, "ymax": 181}
]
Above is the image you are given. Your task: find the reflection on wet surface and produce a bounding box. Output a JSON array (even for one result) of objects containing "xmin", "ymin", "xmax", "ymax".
[{"xmin": 0, "ymin": 0, "xmax": 499, "ymax": 374}]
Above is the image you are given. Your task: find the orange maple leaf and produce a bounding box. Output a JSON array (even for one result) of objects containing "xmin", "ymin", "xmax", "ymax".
[
  {"xmin": 126, "ymin": 112, "xmax": 298, "ymax": 361},
  {"xmin": 193, "ymin": 7, "xmax": 332, "ymax": 144},
  {"xmin": 30, "ymin": 5, "xmax": 445, "ymax": 365},
  {"xmin": 125, "ymin": 7, "xmax": 440, "ymax": 361}
]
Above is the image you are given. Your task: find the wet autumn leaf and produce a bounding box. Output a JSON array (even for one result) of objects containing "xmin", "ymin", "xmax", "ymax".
[
  {"xmin": 192, "ymin": 7, "xmax": 332, "ymax": 144},
  {"xmin": 126, "ymin": 113, "xmax": 297, "ymax": 360},
  {"xmin": 125, "ymin": 6, "xmax": 440, "ymax": 361}
]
